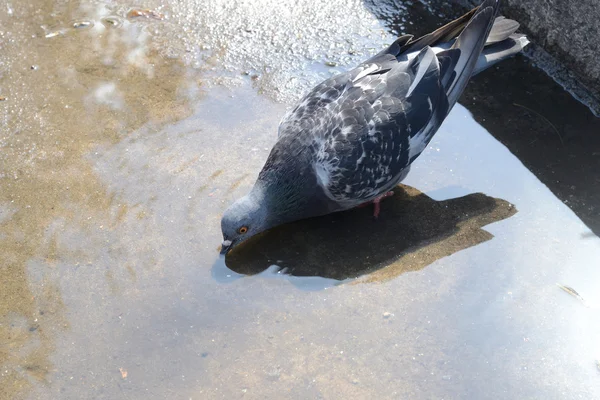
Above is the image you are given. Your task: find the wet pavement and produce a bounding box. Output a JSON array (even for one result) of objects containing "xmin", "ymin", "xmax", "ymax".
[{"xmin": 1, "ymin": 0, "xmax": 599, "ymax": 399}]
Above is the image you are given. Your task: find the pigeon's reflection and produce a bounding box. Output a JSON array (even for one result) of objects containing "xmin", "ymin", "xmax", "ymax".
[{"xmin": 214, "ymin": 184, "xmax": 516, "ymax": 287}]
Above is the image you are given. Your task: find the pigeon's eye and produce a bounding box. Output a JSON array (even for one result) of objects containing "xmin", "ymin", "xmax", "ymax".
[{"xmin": 238, "ymin": 226, "xmax": 248, "ymax": 234}]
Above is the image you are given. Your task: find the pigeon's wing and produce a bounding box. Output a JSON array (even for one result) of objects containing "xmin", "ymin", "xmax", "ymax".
[
  {"xmin": 278, "ymin": 47, "xmax": 452, "ymax": 208},
  {"xmin": 277, "ymin": 0, "xmax": 499, "ymax": 208}
]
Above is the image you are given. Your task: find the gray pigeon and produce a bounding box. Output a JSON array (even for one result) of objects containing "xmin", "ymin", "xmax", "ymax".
[{"xmin": 220, "ymin": 0, "xmax": 528, "ymax": 254}]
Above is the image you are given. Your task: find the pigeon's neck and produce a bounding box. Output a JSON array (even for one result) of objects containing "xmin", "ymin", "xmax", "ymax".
[{"xmin": 252, "ymin": 146, "xmax": 330, "ymax": 226}]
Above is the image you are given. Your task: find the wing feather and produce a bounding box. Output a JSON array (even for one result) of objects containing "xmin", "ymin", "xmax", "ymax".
[{"xmin": 278, "ymin": 46, "xmax": 447, "ymax": 207}]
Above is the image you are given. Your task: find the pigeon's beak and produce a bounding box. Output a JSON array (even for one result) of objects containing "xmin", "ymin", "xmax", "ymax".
[{"xmin": 220, "ymin": 239, "xmax": 233, "ymax": 255}]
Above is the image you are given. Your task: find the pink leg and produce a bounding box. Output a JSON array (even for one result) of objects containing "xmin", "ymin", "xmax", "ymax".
[
  {"xmin": 358, "ymin": 191, "xmax": 395, "ymax": 218},
  {"xmin": 373, "ymin": 198, "xmax": 382, "ymax": 218}
]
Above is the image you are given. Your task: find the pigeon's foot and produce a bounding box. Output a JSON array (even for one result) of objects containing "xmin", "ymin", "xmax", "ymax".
[{"xmin": 371, "ymin": 191, "xmax": 395, "ymax": 218}]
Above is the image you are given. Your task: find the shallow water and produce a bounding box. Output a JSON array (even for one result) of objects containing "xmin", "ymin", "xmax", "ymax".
[{"xmin": 1, "ymin": 0, "xmax": 600, "ymax": 399}]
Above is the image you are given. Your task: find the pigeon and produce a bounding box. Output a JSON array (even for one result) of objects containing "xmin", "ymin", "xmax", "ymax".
[{"xmin": 220, "ymin": 0, "xmax": 528, "ymax": 254}]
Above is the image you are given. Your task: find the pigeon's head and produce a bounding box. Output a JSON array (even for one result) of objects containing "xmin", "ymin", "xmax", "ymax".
[{"xmin": 220, "ymin": 193, "xmax": 271, "ymax": 255}]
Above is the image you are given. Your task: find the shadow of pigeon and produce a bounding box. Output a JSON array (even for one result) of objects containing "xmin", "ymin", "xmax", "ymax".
[{"xmin": 216, "ymin": 184, "xmax": 516, "ymax": 285}]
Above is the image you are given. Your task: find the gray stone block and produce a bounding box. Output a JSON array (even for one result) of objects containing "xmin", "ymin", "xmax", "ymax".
[{"xmin": 458, "ymin": 0, "xmax": 600, "ymax": 110}]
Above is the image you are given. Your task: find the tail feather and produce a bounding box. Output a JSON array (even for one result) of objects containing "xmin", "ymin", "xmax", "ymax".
[
  {"xmin": 399, "ymin": 2, "xmax": 517, "ymax": 54},
  {"xmin": 444, "ymin": 0, "xmax": 499, "ymax": 107},
  {"xmin": 401, "ymin": 7, "xmax": 478, "ymax": 54},
  {"xmin": 398, "ymin": 0, "xmax": 527, "ymax": 107},
  {"xmin": 365, "ymin": 0, "xmax": 528, "ymax": 103},
  {"xmin": 486, "ymin": 16, "xmax": 520, "ymax": 45},
  {"xmin": 474, "ymin": 33, "xmax": 530, "ymax": 75}
]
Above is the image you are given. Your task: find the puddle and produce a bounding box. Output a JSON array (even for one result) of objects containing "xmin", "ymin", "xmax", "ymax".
[
  {"xmin": 1, "ymin": 0, "xmax": 600, "ymax": 399},
  {"xmin": 220, "ymin": 184, "xmax": 516, "ymax": 285}
]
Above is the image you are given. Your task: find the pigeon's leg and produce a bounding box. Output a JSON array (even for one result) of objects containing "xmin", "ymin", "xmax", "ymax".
[
  {"xmin": 356, "ymin": 191, "xmax": 395, "ymax": 215},
  {"xmin": 371, "ymin": 191, "xmax": 395, "ymax": 218}
]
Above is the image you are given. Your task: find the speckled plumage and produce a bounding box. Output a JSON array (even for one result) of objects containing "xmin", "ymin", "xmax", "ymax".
[
  {"xmin": 220, "ymin": 0, "xmax": 528, "ymax": 254},
  {"xmin": 276, "ymin": 46, "xmax": 445, "ymax": 208}
]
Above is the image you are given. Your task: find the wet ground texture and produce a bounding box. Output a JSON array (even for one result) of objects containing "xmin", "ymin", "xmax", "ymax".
[{"xmin": 1, "ymin": 0, "xmax": 600, "ymax": 399}]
